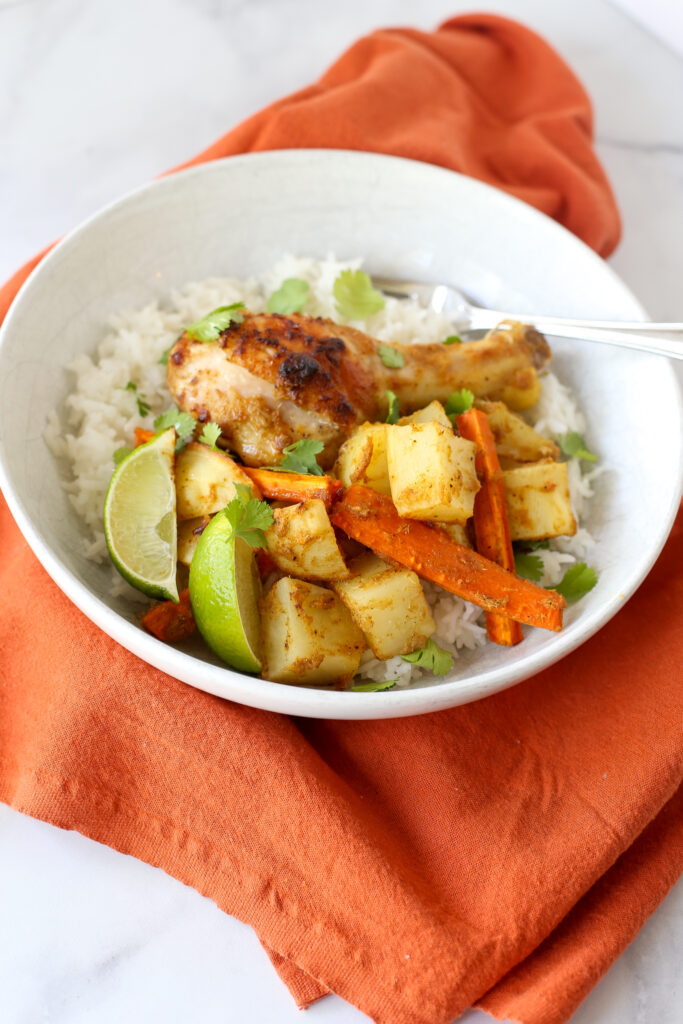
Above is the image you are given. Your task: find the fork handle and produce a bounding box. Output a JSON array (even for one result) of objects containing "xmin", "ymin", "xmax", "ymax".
[{"xmin": 469, "ymin": 309, "xmax": 683, "ymax": 360}]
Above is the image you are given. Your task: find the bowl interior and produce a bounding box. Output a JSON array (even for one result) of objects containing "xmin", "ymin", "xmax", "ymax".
[{"xmin": 0, "ymin": 151, "xmax": 680, "ymax": 719}]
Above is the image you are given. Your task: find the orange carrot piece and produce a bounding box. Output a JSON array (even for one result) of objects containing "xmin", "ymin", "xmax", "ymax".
[
  {"xmin": 241, "ymin": 467, "xmax": 343, "ymax": 509},
  {"xmin": 141, "ymin": 588, "xmax": 196, "ymax": 643},
  {"xmin": 331, "ymin": 486, "xmax": 565, "ymax": 632},
  {"xmin": 457, "ymin": 409, "xmax": 522, "ymax": 647},
  {"xmin": 134, "ymin": 427, "xmax": 155, "ymax": 447}
]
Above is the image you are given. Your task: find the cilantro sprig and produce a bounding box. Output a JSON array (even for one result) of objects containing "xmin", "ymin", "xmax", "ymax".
[
  {"xmin": 153, "ymin": 407, "xmax": 197, "ymax": 452},
  {"xmin": 186, "ymin": 303, "xmax": 245, "ymax": 343},
  {"xmin": 445, "ymin": 388, "xmax": 475, "ymax": 421},
  {"xmin": 551, "ymin": 562, "xmax": 598, "ymax": 603},
  {"xmin": 333, "ymin": 270, "xmax": 385, "ymax": 320},
  {"xmin": 222, "ymin": 484, "xmax": 274, "ymax": 549},
  {"xmin": 113, "ymin": 447, "xmax": 132, "ymax": 466},
  {"xmin": 402, "ymin": 638, "xmax": 454, "ymax": 675},
  {"xmin": 557, "ymin": 432, "xmax": 598, "ymax": 463},
  {"xmin": 351, "ymin": 678, "xmax": 397, "ymax": 692},
  {"xmin": 119, "ymin": 381, "xmax": 151, "ymax": 418},
  {"xmin": 198, "ymin": 422, "xmax": 222, "ymax": 450},
  {"xmin": 385, "ymin": 390, "xmax": 400, "ymax": 425},
  {"xmin": 377, "ymin": 344, "xmax": 405, "ymax": 369},
  {"xmin": 266, "ymin": 278, "xmax": 309, "ymax": 315},
  {"xmin": 442, "ymin": 334, "xmax": 463, "ymax": 345},
  {"xmin": 270, "ymin": 439, "xmax": 324, "ymax": 476},
  {"xmin": 514, "ymin": 552, "xmax": 544, "ymax": 583}
]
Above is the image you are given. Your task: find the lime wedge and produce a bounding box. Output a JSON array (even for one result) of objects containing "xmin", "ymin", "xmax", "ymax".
[
  {"xmin": 104, "ymin": 427, "xmax": 179, "ymax": 601},
  {"xmin": 189, "ymin": 512, "xmax": 262, "ymax": 673}
]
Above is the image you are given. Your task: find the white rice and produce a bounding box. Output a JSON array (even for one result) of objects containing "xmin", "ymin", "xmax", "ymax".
[{"xmin": 44, "ymin": 256, "xmax": 600, "ymax": 682}]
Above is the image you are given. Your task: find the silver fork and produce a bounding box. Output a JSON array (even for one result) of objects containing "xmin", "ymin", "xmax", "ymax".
[{"xmin": 371, "ymin": 277, "xmax": 683, "ymax": 361}]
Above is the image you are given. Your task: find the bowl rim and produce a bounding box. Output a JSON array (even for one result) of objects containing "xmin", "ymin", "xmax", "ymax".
[{"xmin": 0, "ymin": 148, "xmax": 681, "ymax": 719}]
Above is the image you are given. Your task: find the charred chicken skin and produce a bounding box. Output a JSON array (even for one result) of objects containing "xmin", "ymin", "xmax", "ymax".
[{"xmin": 166, "ymin": 312, "xmax": 550, "ymax": 468}]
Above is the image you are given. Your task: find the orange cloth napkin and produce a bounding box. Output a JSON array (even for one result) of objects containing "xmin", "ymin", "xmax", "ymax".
[{"xmin": 1, "ymin": 14, "xmax": 680, "ymax": 1024}]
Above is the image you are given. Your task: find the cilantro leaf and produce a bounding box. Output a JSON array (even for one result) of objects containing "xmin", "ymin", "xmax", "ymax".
[
  {"xmin": 385, "ymin": 390, "xmax": 399, "ymax": 425},
  {"xmin": 266, "ymin": 278, "xmax": 309, "ymax": 315},
  {"xmin": 222, "ymin": 483, "xmax": 274, "ymax": 549},
  {"xmin": 351, "ymin": 678, "xmax": 397, "ymax": 692},
  {"xmin": 153, "ymin": 407, "xmax": 197, "ymax": 452},
  {"xmin": 551, "ymin": 562, "xmax": 598, "ymax": 603},
  {"xmin": 557, "ymin": 432, "xmax": 598, "ymax": 463},
  {"xmin": 113, "ymin": 447, "xmax": 132, "ymax": 466},
  {"xmin": 272, "ymin": 439, "xmax": 324, "ymax": 476},
  {"xmin": 119, "ymin": 381, "xmax": 150, "ymax": 417},
  {"xmin": 514, "ymin": 552, "xmax": 544, "ymax": 582},
  {"xmin": 198, "ymin": 422, "xmax": 222, "ymax": 450},
  {"xmin": 445, "ymin": 388, "xmax": 475, "ymax": 419},
  {"xmin": 186, "ymin": 303, "xmax": 245, "ymax": 343},
  {"xmin": 158, "ymin": 345, "xmax": 172, "ymax": 366},
  {"xmin": 333, "ymin": 270, "xmax": 385, "ymax": 320},
  {"xmin": 442, "ymin": 334, "xmax": 463, "ymax": 345},
  {"xmin": 520, "ymin": 539, "xmax": 550, "ymax": 551},
  {"xmin": 402, "ymin": 638, "xmax": 454, "ymax": 675},
  {"xmin": 377, "ymin": 344, "xmax": 405, "ymax": 369}
]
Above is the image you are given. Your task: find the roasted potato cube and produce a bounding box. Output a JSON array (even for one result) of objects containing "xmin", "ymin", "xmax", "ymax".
[
  {"xmin": 260, "ymin": 577, "xmax": 365, "ymax": 686},
  {"xmin": 334, "ymin": 423, "xmax": 390, "ymax": 495},
  {"xmin": 398, "ymin": 400, "xmax": 452, "ymax": 430},
  {"xmin": 475, "ymin": 399, "xmax": 559, "ymax": 465},
  {"xmin": 504, "ymin": 462, "xmax": 576, "ymax": 541},
  {"xmin": 177, "ymin": 516, "xmax": 209, "ymax": 567},
  {"xmin": 386, "ymin": 422, "xmax": 479, "ymax": 523},
  {"xmin": 175, "ymin": 442, "xmax": 259, "ymax": 520},
  {"xmin": 437, "ymin": 522, "xmax": 472, "ymax": 548},
  {"xmin": 264, "ymin": 499, "xmax": 350, "ymax": 582},
  {"xmin": 332, "ymin": 552, "xmax": 434, "ymax": 659}
]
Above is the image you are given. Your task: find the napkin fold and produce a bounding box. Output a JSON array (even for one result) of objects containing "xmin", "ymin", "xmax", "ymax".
[{"xmin": 1, "ymin": 13, "xmax": 680, "ymax": 1024}]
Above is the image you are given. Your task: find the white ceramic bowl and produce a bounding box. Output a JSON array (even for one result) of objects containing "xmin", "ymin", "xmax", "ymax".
[{"xmin": 0, "ymin": 151, "xmax": 681, "ymax": 719}]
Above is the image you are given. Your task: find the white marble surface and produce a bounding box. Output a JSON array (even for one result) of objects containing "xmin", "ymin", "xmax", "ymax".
[{"xmin": 0, "ymin": 1, "xmax": 681, "ymax": 1023}]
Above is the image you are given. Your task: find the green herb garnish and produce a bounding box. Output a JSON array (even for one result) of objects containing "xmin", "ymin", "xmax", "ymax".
[
  {"xmin": 445, "ymin": 388, "xmax": 475, "ymax": 420},
  {"xmin": 119, "ymin": 381, "xmax": 151, "ymax": 418},
  {"xmin": 351, "ymin": 678, "xmax": 397, "ymax": 692},
  {"xmin": 158, "ymin": 345, "xmax": 172, "ymax": 366},
  {"xmin": 266, "ymin": 278, "xmax": 309, "ymax": 315},
  {"xmin": 442, "ymin": 334, "xmax": 463, "ymax": 345},
  {"xmin": 402, "ymin": 638, "xmax": 454, "ymax": 675},
  {"xmin": 557, "ymin": 432, "xmax": 598, "ymax": 463},
  {"xmin": 385, "ymin": 390, "xmax": 400, "ymax": 424},
  {"xmin": 153, "ymin": 407, "xmax": 197, "ymax": 452},
  {"xmin": 377, "ymin": 344, "xmax": 405, "ymax": 369},
  {"xmin": 222, "ymin": 483, "xmax": 274, "ymax": 549},
  {"xmin": 552, "ymin": 562, "xmax": 598, "ymax": 603},
  {"xmin": 112, "ymin": 447, "xmax": 132, "ymax": 466},
  {"xmin": 514, "ymin": 552, "xmax": 544, "ymax": 582},
  {"xmin": 185, "ymin": 303, "xmax": 245, "ymax": 343},
  {"xmin": 271, "ymin": 439, "xmax": 324, "ymax": 476},
  {"xmin": 333, "ymin": 270, "xmax": 385, "ymax": 320},
  {"xmin": 198, "ymin": 422, "xmax": 222, "ymax": 450}
]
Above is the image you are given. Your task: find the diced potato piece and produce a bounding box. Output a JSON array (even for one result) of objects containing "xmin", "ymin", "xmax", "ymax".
[
  {"xmin": 175, "ymin": 442, "xmax": 259, "ymax": 520},
  {"xmin": 504, "ymin": 462, "xmax": 576, "ymax": 541},
  {"xmin": 177, "ymin": 516, "xmax": 210, "ymax": 567},
  {"xmin": 386, "ymin": 422, "xmax": 479, "ymax": 523},
  {"xmin": 264, "ymin": 499, "xmax": 350, "ymax": 582},
  {"xmin": 398, "ymin": 400, "xmax": 452, "ymax": 430},
  {"xmin": 334, "ymin": 423, "xmax": 390, "ymax": 495},
  {"xmin": 260, "ymin": 577, "xmax": 365, "ymax": 686},
  {"xmin": 437, "ymin": 522, "xmax": 472, "ymax": 548},
  {"xmin": 475, "ymin": 399, "xmax": 559, "ymax": 464},
  {"xmin": 332, "ymin": 552, "xmax": 434, "ymax": 659}
]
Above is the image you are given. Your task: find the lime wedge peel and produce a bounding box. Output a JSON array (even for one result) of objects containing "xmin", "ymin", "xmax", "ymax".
[
  {"xmin": 104, "ymin": 427, "xmax": 179, "ymax": 602},
  {"xmin": 189, "ymin": 512, "xmax": 262, "ymax": 674}
]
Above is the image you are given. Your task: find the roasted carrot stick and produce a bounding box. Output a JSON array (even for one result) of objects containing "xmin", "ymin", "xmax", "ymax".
[
  {"xmin": 141, "ymin": 588, "xmax": 196, "ymax": 643},
  {"xmin": 134, "ymin": 427, "xmax": 155, "ymax": 447},
  {"xmin": 457, "ymin": 409, "xmax": 522, "ymax": 647},
  {"xmin": 241, "ymin": 467, "xmax": 343, "ymax": 509},
  {"xmin": 331, "ymin": 486, "xmax": 565, "ymax": 632}
]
